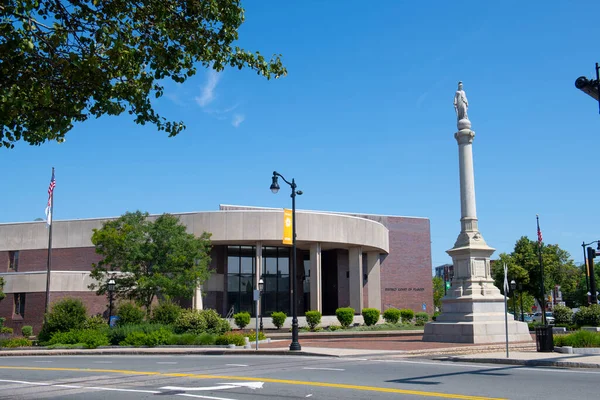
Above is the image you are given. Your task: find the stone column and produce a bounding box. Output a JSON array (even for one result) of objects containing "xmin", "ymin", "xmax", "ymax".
[
  {"xmin": 309, "ymin": 243, "xmax": 322, "ymax": 313},
  {"xmin": 193, "ymin": 285, "xmax": 203, "ymax": 310},
  {"xmin": 348, "ymin": 247, "xmax": 363, "ymax": 312},
  {"xmin": 366, "ymin": 252, "xmax": 381, "ymax": 310}
]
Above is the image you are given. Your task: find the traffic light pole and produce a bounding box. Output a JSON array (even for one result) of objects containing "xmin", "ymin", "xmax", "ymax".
[{"xmin": 587, "ymin": 246, "xmax": 597, "ymax": 305}]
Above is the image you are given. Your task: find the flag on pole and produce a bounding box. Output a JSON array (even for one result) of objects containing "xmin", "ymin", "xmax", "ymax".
[
  {"xmin": 45, "ymin": 169, "xmax": 56, "ymax": 226},
  {"xmin": 536, "ymin": 214, "xmax": 543, "ymax": 245},
  {"xmin": 503, "ymin": 263, "xmax": 509, "ymax": 294}
]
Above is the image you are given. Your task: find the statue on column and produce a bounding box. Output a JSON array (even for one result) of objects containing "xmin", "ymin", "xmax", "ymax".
[{"xmin": 453, "ymin": 81, "xmax": 469, "ymax": 123}]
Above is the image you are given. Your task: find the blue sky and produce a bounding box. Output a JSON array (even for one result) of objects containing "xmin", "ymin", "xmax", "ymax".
[{"xmin": 1, "ymin": 1, "xmax": 599, "ymax": 270}]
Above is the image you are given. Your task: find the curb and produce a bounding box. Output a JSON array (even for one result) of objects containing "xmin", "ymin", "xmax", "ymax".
[
  {"xmin": 437, "ymin": 356, "xmax": 600, "ymax": 369},
  {"xmin": 266, "ymin": 330, "xmax": 425, "ymax": 340}
]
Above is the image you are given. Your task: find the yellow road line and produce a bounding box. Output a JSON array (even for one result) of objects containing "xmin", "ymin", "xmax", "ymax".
[{"xmin": 0, "ymin": 365, "xmax": 505, "ymax": 400}]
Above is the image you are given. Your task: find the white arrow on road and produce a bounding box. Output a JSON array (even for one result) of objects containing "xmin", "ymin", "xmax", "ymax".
[{"xmin": 161, "ymin": 382, "xmax": 264, "ymax": 391}]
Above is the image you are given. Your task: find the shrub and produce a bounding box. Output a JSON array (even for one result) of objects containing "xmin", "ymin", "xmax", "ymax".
[
  {"xmin": 201, "ymin": 309, "xmax": 230, "ymax": 335},
  {"xmin": 0, "ymin": 317, "xmax": 5, "ymax": 327},
  {"xmin": 362, "ymin": 308, "xmax": 380, "ymax": 326},
  {"xmin": 107, "ymin": 323, "xmax": 172, "ymax": 345},
  {"xmin": 38, "ymin": 298, "xmax": 88, "ymax": 342},
  {"xmin": 554, "ymin": 330, "xmax": 600, "ymax": 348},
  {"xmin": 574, "ymin": 305, "xmax": 600, "ymax": 327},
  {"xmin": 21, "ymin": 326, "xmax": 33, "ymax": 337},
  {"xmin": 415, "ymin": 312, "xmax": 429, "ymax": 326},
  {"xmin": 48, "ymin": 329, "xmax": 109, "ymax": 349},
  {"xmin": 116, "ymin": 303, "xmax": 145, "ymax": 326},
  {"xmin": 151, "ymin": 300, "xmax": 183, "ymax": 325},
  {"xmin": 83, "ymin": 315, "xmax": 106, "ymax": 330},
  {"xmin": 383, "ymin": 308, "xmax": 401, "ymax": 324},
  {"xmin": 1, "ymin": 337, "xmax": 32, "ymax": 348},
  {"xmin": 0, "ymin": 327, "xmax": 13, "ymax": 334},
  {"xmin": 121, "ymin": 327, "xmax": 172, "ymax": 347},
  {"xmin": 399, "ymin": 309, "xmax": 415, "ymax": 323},
  {"xmin": 233, "ymin": 312, "xmax": 251, "ymax": 329},
  {"xmin": 243, "ymin": 330, "xmax": 266, "ymax": 341},
  {"xmin": 336, "ymin": 307, "xmax": 355, "ymax": 328},
  {"xmin": 553, "ymin": 304, "xmax": 573, "ymax": 325},
  {"xmin": 167, "ymin": 332, "xmax": 216, "ymax": 346},
  {"xmin": 174, "ymin": 309, "xmax": 207, "ymax": 334},
  {"xmin": 271, "ymin": 312, "xmax": 287, "ymax": 329},
  {"xmin": 328, "ymin": 325, "xmax": 341, "ymax": 331},
  {"xmin": 432, "ymin": 311, "xmax": 441, "ymax": 321},
  {"xmin": 305, "ymin": 311, "xmax": 322, "ymax": 331},
  {"xmin": 215, "ymin": 332, "xmax": 245, "ymax": 346}
]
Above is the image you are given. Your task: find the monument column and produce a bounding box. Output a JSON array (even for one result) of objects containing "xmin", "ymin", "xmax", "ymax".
[{"xmin": 422, "ymin": 81, "xmax": 531, "ymax": 344}]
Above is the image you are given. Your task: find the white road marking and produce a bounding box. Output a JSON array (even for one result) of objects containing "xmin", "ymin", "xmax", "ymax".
[
  {"xmin": 157, "ymin": 362, "xmax": 178, "ymax": 364},
  {"xmin": 225, "ymin": 364, "xmax": 248, "ymax": 367},
  {"xmin": 33, "ymin": 361, "xmax": 53, "ymax": 363},
  {"xmin": 93, "ymin": 361, "xmax": 113, "ymax": 364},
  {"xmin": 0, "ymin": 379, "xmax": 160, "ymax": 394},
  {"xmin": 306, "ymin": 395, "xmax": 313, "ymax": 397},
  {"xmin": 370, "ymin": 359, "xmax": 486, "ymax": 368},
  {"xmin": 54, "ymin": 384, "xmax": 83, "ymax": 388},
  {"xmin": 162, "ymin": 382, "xmax": 264, "ymax": 391},
  {"xmin": 303, "ymin": 367, "xmax": 345, "ymax": 371},
  {"xmin": 177, "ymin": 394, "xmax": 236, "ymax": 400}
]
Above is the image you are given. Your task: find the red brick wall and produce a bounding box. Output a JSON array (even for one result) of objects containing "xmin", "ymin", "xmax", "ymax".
[{"xmin": 0, "ymin": 247, "xmax": 102, "ymax": 273}]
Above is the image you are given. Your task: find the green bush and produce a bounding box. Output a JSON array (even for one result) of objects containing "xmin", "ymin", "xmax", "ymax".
[
  {"xmin": 107, "ymin": 323, "xmax": 172, "ymax": 345},
  {"xmin": 0, "ymin": 327, "xmax": 13, "ymax": 334},
  {"xmin": 38, "ymin": 298, "xmax": 88, "ymax": 342},
  {"xmin": 383, "ymin": 308, "xmax": 401, "ymax": 324},
  {"xmin": 120, "ymin": 327, "xmax": 172, "ymax": 347},
  {"xmin": 362, "ymin": 308, "xmax": 380, "ymax": 326},
  {"xmin": 48, "ymin": 329, "xmax": 109, "ymax": 349},
  {"xmin": 432, "ymin": 311, "xmax": 441, "ymax": 321},
  {"xmin": 554, "ymin": 330, "xmax": 600, "ymax": 348},
  {"xmin": 336, "ymin": 307, "xmax": 355, "ymax": 328},
  {"xmin": 233, "ymin": 312, "xmax": 251, "ymax": 329},
  {"xmin": 167, "ymin": 332, "xmax": 216, "ymax": 346},
  {"xmin": 399, "ymin": 309, "xmax": 415, "ymax": 323},
  {"xmin": 215, "ymin": 332, "xmax": 246, "ymax": 346},
  {"xmin": 328, "ymin": 325, "xmax": 341, "ymax": 331},
  {"xmin": 414, "ymin": 312, "xmax": 429, "ymax": 326},
  {"xmin": 553, "ymin": 305, "xmax": 573, "ymax": 325},
  {"xmin": 305, "ymin": 311, "xmax": 322, "ymax": 331},
  {"xmin": 0, "ymin": 317, "xmax": 5, "ymax": 327},
  {"xmin": 200, "ymin": 309, "xmax": 230, "ymax": 335},
  {"xmin": 1, "ymin": 337, "xmax": 32, "ymax": 348},
  {"xmin": 174, "ymin": 309, "xmax": 230, "ymax": 335},
  {"xmin": 574, "ymin": 305, "xmax": 600, "ymax": 327},
  {"xmin": 243, "ymin": 330, "xmax": 266, "ymax": 341},
  {"xmin": 21, "ymin": 326, "xmax": 33, "ymax": 337},
  {"xmin": 271, "ymin": 312, "xmax": 287, "ymax": 329},
  {"xmin": 83, "ymin": 315, "xmax": 106, "ymax": 330},
  {"xmin": 116, "ymin": 303, "xmax": 145, "ymax": 326},
  {"xmin": 151, "ymin": 300, "xmax": 183, "ymax": 325}
]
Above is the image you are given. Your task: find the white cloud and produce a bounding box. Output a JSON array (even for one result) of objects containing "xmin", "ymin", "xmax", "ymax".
[
  {"xmin": 195, "ymin": 70, "xmax": 221, "ymax": 107},
  {"xmin": 232, "ymin": 114, "xmax": 245, "ymax": 127}
]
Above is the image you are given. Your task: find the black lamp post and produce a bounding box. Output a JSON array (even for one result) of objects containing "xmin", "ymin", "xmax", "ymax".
[
  {"xmin": 510, "ymin": 280, "xmax": 517, "ymax": 321},
  {"xmin": 270, "ymin": 170, "xmax": 302, "ymax": 351},
  {"xmin": 582, "ymin": 240, "xmax": 600, "ymax": 305},
  {"xmin": 258, "ymin": 278, "xmax": 264, "ymax": 332},
  {"xmin": 518, "ymin": 283, "xmax": 524, "ymax": 322},
  {"xmin": 107, "ymin": 278, "xmax": 115, "ymax": 327}
]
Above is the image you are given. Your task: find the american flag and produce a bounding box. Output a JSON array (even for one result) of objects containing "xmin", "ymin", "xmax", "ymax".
[
  {"xmin": 45, "ymin": 169, "xmax": 55, "ymax": 226},
  {"xmin": 536, "ymin": 215, "xmax": 543, "ymax": 245}
]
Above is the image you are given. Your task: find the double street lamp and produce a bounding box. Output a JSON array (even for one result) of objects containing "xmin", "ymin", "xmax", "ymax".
[
  {"xmin": 582, "ymin": 240, "xmax": 600, "ymax": 305},
  {"xmin": 107, "ymin": 278, "xmax": 116, "ymax": 327},
  {"xmin": 270, "ymin": 170, "xmax": 302, "ymax": 351}
]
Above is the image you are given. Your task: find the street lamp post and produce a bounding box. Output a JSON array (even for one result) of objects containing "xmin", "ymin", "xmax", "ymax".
[
  {"xmin": 510, "ymin": 280, "xmax": 517, "ymax": 321},
  {"xmin": 259, "ymin": 278, "xmax": 264, "ymax": 332},
  {"xmin": 270, "ymin": 170, "xmax": 302, "ymax": 351},
  {"xmin": 107, "ymin": 278, "xmax": 115, "ymax": 327},
  {"xmin": 582, "ymin": 240, "xmax": 600, "ymax": 304},
  {"xmin": 518, "ymin": 283, "xmax": 525, "ymax": 322}
]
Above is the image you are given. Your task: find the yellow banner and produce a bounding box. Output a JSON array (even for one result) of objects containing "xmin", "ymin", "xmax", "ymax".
[
  {"xmin": 586, "ymin": 259, "xmax": 590, "ymax": 276},
  {"xmin": 283, "ymin": 209, "xmax": 293, "ymax": 245}
]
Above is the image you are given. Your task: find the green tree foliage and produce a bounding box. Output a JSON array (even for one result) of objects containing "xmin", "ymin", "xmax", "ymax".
[
  {"xmin": 491, "ymin": 236, "xmax": 580, "ymax": 308},
  {"xmin": 38, "ymin": 298, "xmax": 88, "ymax": 342},
  {"xmin": 0, "ymin": 277, "xmax": 5, "ymax": 302},
  {"xmin": 89, "ymin": 211, "xmax": 212, "ymax": 316},
  {"xmin": 0, "ymin": 0, "xmax": 286, "ymax": 148},
  {"xmin": 432, "ymin": 276, "xmax": 444, "ymax": 310}
]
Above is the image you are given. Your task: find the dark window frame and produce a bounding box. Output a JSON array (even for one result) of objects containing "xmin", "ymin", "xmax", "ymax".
[
  {"xmin": 13, "ymin": 293, "xmax": 25, "ymax": 318},
  {"xmin": 8, "ymin": 250, "xmax": 19, "ymax": 271}
]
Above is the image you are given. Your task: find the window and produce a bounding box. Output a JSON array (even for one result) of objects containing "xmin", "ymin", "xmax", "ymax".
[
  {"xmin": 14, "ymin": 293, "xmax": 25, "ymax": 317},
  {"xmin": 8, "ymin": 250, "xmax": 19, "ymax": 271},
  {"xmin": 227, "ymin": 246, "xmax": 256, "ymax": 315},
  {"xmin": 262, "ymin": 247, "xmax": 290, "ymax": 316}
]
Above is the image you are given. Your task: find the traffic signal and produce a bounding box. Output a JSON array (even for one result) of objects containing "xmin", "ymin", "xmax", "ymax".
[{"xmin": 445, "ymin": 281, "xmax": 451, "ymax": 290}]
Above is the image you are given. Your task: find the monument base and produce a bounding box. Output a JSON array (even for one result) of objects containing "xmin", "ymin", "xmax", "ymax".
[{"xmin": 422, "ymin": 292, "xmax": 532, "ymax": 343}]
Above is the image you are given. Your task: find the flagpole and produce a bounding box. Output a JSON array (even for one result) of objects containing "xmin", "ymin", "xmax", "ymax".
[
  {"xmin": 44, "ymin": 167, "xmax": 55, "ymax": 315},
  {"xmin": 503, "ymin": 263, "xmax": 509, "ymax": 359},
  {"xmin": 537, "ymin": 215, "xmax": 546, "ymax": 326}
]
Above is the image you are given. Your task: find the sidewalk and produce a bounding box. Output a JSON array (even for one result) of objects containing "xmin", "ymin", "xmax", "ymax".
[{"xmin": 1, "ymin": 331, "xmax": 599, "ymax": 369}]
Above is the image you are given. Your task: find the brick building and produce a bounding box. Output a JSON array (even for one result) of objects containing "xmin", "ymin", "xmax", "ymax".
[{"xmin": 0, "ymin": 205, "xmax": 432, "ymax": 333}]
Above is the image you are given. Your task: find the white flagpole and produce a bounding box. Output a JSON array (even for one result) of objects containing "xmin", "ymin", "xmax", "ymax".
[{"xmin": 503, "ymin": 263, "xmax": 509, "ymax": 358}]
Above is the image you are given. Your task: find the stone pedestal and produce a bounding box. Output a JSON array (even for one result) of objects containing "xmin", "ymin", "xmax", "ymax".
[{"xmin": 422, "ymin": 122, "xmax": 531, "ymax": 343}]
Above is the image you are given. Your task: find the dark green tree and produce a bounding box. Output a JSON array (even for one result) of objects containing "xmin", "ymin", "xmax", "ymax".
[
  {"xmin": 0, "ymin": 0, "xmax": 286, "ymax": 148},
  {"xmin": 432, "ymin": 276, "xmax": 444, "ymax": 311},
  {"xmin": 0, "ymin": 277, "xmax": 5, "ymax": 302},
  {"xmin": 491, "ymin": 236, "xmax": 580, "ymax": 308},
  {"xmin": 89, "ymin": 211, "xmax": 212, "ymax": 316}
]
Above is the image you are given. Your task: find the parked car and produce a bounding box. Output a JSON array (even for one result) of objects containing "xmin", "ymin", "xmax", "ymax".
[{"xmin": 532, "ymin": 311, "xmax": 555, "ymax": 324}]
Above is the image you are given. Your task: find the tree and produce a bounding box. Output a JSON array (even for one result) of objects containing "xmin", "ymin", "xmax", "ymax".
[
  {"xmin": 432, "ymin": 276, "xmax": 444, "ymax": 311},
  {"xmin": 0, "ymin": 1, "xmax": 286, "ymax": 148},
  {"xmin": 491, "ymin": 236, "xmax": 580, "ymax": 308},
  {"xmin": 89, "ymin": 211, "xmax": 212, "ymax": 316}
]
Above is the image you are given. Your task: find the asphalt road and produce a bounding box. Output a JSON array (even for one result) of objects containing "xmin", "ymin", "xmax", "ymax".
[{"xmin": 0, "ymin": 354, "xmax": 597, "ymax": 399}]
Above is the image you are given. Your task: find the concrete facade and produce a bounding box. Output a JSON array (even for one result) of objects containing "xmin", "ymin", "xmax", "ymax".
[{"xmin": 0, "ymin": 205, "xmax": 432, "ymax": 334}]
